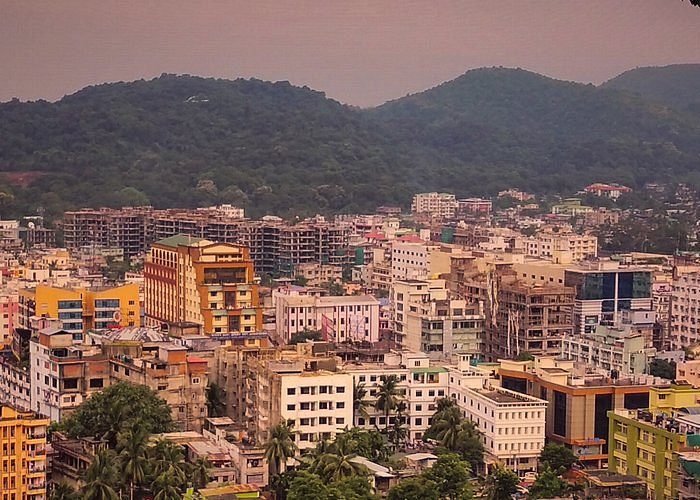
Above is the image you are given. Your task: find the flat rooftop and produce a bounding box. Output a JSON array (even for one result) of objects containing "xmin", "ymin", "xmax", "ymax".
[{"xmin": 480, "ymin": 390, "xmax": 524, "ymax": 404}]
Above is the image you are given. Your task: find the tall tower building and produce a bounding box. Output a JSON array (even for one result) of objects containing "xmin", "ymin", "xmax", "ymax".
[
  {"xmin": 0, "ymin": 405, "xmax": 48, "ymax": 499},
  {"xmin": 144, "ymin": 235, "xmax": 262, "ymax": 335}
]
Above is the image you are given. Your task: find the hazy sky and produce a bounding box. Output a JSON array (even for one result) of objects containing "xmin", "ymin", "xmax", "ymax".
[{"xmin": 1, "ymin": 1, "xmax": 699, "ymax": 107}]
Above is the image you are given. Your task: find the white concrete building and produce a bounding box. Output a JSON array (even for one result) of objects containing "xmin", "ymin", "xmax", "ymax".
[
  {"xmin": 560, "ymin": 325, "xmax": 656, "ymax": 376},
  {"xmin": 345, "ymin": 350, "xmax": 452, "ymax": 442},
  {"xmin": 459, "ymin": 385, "xmax": 547, "ymax": 475},
  {"xmin": 671, "ymin": 268, "xmax": 700, "ymax": 349},
  {"xmin": 275, "ymin": 294, "xmax": 380, "ymax": 343},
  {"xmin": 411, "ymin": 192, "xmax": 458, "ymax": 219},
  {"xmin": 522, "ymin": 228, "xmax": 598, "ymax": 262},
  {"xmin": 391, "ymin": 241, "xmax": 453, "ymax": 283}
]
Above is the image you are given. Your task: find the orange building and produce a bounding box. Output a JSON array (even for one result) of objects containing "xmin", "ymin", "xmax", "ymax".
[
  {"xmin": 0, "ymin": 405, "xmax": 48, "ymax": 499},
  {"xmin": 144, "ymin": 235, "xmax": 263, "ymax": 335}
]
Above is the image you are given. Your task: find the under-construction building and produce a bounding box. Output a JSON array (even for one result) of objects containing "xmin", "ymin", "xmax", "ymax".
[{"xmin": 452, "ymin": 262, "xmax": 575, "ymax": 361}]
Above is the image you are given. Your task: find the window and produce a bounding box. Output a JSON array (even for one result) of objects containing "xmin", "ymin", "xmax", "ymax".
[
  {"xmin": 287, "ymin": 388, "xmax": 296, "ymax": 395},
  {"xmin": 415, "ymin": 418, "xmax": 422, "ymax": 426},
  {"xmin": 416, "ymin": 390, "xmax": 422, "ymax": 397},
  {"xmin": 336, "ymin": 418, "xmax": 345, "ymax": 425},
  {"xmin": 287, "ymin": 404, "xmax": 295, "ymax": 411},
  {"xmin": 336, "ymin": 402, "xmax": 345, "ymax": 409},
  {"xmin": 336, "ymin": 386, "xmax": 345, "ymax": 393},
  {"xmin": 191, "ymin": 377, "xmax": 200, "ymax": 384}
]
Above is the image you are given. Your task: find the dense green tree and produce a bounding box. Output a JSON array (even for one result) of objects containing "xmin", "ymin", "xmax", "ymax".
[
  {"xmin": 287, "ymin": 471, "xmax": 332, "ymax": 500},
  {"xmin": 529, "ymin": 466, "xmax": 569, "ymax": 499},
  {"xmin": 336, "ymin": 428, "xmax": 390, "ymax": 464},
  {"xmin": 649, "ymin": 358, "xmax": 676, "ymax": 380},
  {"xmin": 289, "ymin": 329, "xmax": 323, "ymax": 345},
  {"xmin": 424, "ymin": 403, "xmax": 484, "ymax": 474},
  {"xmin": 423, "ymin": 454, "xmax": 473, "ymax": 500},
  {"xmin": 484, "ymin": 464, "xmax": 519, "ymax": 500},
  {"xmin": 331, "ymin": 476, "xmax": 378, "ymax": 500},
  {"xmin": 264, "ymin": 420, "xmax": 297, "ymax": 477},
  {"xmin": 205, "ymin": 383, "xmax": 227, "ymax": 417},
  {"xmin": 148, "ymin": 439, "xmax": 187, "ymax": 489},
  {"xmin": 387, "ymin": 477, "xmax": 439, "ymax": 500},
  {"xmin": 58, "ymin": 381, "xmax": 173, "ymax": 447},
  {"xmin": 374, "ymin": 375, "xmax": 401, "ymax": 433},
  {"xmin": 151, "ymin": 470, "xmax": 182, "ymax": 500},
  {"xmin": 538, "ymin": 443, "xmax": 578, "ymax": 473}
]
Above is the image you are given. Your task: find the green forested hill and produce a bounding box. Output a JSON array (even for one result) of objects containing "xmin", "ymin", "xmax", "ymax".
[
  {"xmin": 601, "ymin": 64, "xmax": 700, "ymax": 112},
  {"xmin": 1, "ymin": 68, "xmax": 700, "ymax": 219}
]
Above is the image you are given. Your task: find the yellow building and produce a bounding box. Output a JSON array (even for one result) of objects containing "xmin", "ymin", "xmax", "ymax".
[
  {"xmin": 18, "ymin": 283, "xmax": 141, "ymax": 334},
  {"xmin": 648, "ymin": 383, "xmax": 700, "ymax": 415},
  {"xmin": 0, "ymin": 405, "xmax": 48, "ymax": 499},
  {"xmin": 144, "ymin": 235, "xmax": 263, "ymax": 335}
]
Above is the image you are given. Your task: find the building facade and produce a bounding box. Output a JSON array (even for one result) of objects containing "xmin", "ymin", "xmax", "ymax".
[{"xmin": 0, "ymin": 405, "xmax": 48, "ymax": 499}]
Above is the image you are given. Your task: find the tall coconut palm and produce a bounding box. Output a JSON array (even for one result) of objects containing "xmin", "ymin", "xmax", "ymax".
[
  {"xmin": 152, "ymin": 470, "xmax": 182, "ymax": 500},
  {"xmin": 389, "ymin": 401, "xmax": 408, "ymax": 450},
  {"xmin": 205, "ymin": 383, "xmax": 227, "ymax": 417},
  {"xmin": 117, "ymin": 428, "xmax": 149, "ymax": 500},
  {"xmin": 432, "ymin": 406, "xmax": 463, "ymax": 451},
  {"xmin": 82, "ymin": 450, "xmax": 120, "ymax": 500},
  {"xmin": 190, "ymin": 457, "xmax": 212, "ymax": 489},
  {"xmin": 374, "ymin": 374, "xmax": 401, "ymax": 433},
  {"xmin": 263, "ymin": 420, "xmax": 297, "ymax": 478},
  {"xmin": 353, "ymin": 380, "xmax": 371, "ymax": 424},
  {"xmin": 313, "ymin": 438, "xmax": 368, "ymax": 483},
  {"xmin": 149, "ymin": 439, "xmax": 187, "ymax": 488}
]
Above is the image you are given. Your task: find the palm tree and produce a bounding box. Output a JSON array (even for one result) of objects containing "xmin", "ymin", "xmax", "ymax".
[
  {"xmin": 49, "ymin": 482, "xmax": 76, "ymax": 500},
  {"xmin": 149, "ymin": 439, "xmax": 187, "ymax": 488},
  {"xmin": 432, "ymin": 406, "xmax": 463, "ymax": 451},
  {"xmin": 82, "ymin": 450, "xmax": 120, "ymax": 500},
  {"xmin": 206, "ymin": 383, "xmax": 227, "ymax": 417},
  {"xmin": 190, "ymin": 457, "xmax": 212, "ymax": 489},
  {"xmin": 374, "ymin": 375, "xmax": 401, "ymax": 433},
  {"xmin": 389, "ymin": 401, "xmax": 408, "ymax": 450},
  {"xmin": 263, "ymin": 420, "xmax": 297, "ymax": 478},
  {"xmin": 152, "ymin": 470, "xmax": 182, "ymax": 500},
  {"xmin": 353, "ymin": 380, "xmax": 371, "ymax": 424},
  {"xmin": 117, "ymin": 428, "xmax": 149, "ymax": 500},
  {"xmin": 313, "ymin": 438, "xmax": 368, "ymax": 483}
]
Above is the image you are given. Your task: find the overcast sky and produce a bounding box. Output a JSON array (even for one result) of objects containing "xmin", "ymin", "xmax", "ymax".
[{"xmin": 1, "ymin": 0, "xmax": 699, "ymax": 107}]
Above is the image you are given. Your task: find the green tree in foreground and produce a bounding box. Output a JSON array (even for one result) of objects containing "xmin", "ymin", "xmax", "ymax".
[
  {"xmin": 59, "ymin": 381, "xmax": 173, "ymax": 447},
  {"xmin": 529, "ymin": 466, "xmax": 567, "ymax": 499},
  {"xmin": 539, "ymin": 443, "xmax": 577, "ymax": 473},
  {"xmin": 287, "ymin": 471, "xmax": 331, "ymax": 500},
  {"xmin": 423, "ymin": 453, "xmax": 473, "ymax": 500},
  {"xmin": 387, "ymin": 477, "xmax": 439, "ymax": 500},
  {"xmin": 311, "ymin": 435, "xmax": 369, "ymax": 483},
  {"xmin": 374, "ymin": 375, "xmax": 401, "ymax": 433},
  {"xmin": 289, "ymin": 329, "xmax": 323, "ymax": 345},
  {"xmin": 648, "ymin": 358, "xmax": 676, "ymax": 380},
  {"xmin": 484, "ymin": 464, "xmax": 519, "ymax": 500},
  {"xmin": 117, "ymin": 427, "xmax": 149, "ymax": 500},
  {"xmin": 49, "ymin": 482, "xmax": 77, "ymax": 500}
]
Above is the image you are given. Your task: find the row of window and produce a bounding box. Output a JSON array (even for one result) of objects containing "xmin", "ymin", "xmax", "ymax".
[{"xmin": 286, "ymin": 386, "xmax": 345, "ymax": 395}]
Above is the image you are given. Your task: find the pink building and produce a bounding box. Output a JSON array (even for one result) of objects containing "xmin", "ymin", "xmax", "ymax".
[{"xmin": 0, "ymin": 294, "xmax": 19, "ymax": 347}]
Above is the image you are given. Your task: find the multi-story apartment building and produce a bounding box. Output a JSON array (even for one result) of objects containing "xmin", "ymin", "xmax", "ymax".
[
  {"xmin": 523, "ymin": 227, "xmax": 598, "ymax": 262},
  {"xmin": 390, "ymin": 240, "xmax": 450, "ymax": 283},
  {"xmin": 392, "ymin": 279, "xmax": 483, "ymax": 358},
  {"xmin": 0, "ymin": 357, "xmax": 31, "ymax": 412},
  {"xmin": 64, "ymin": 207, "xmax": 351, "ymax": 274},
  {"xmin": 144, "ymin": 235, "xmax": 262, "ymax": 335},
  {"xmin": 345, "ymin": 350, "xmax": 451, "ymax": 442},
  {"xmin": 294, "ymin": 263, "xmax": 343, "ymax": 287},
  {"xmin": 608, "ymin": 408, "xmax": 689, "ymax": 500},
  {"xmin": 101, "ymin": 329, "xmax": 209, "ymax": 432},
  {"xmin": 460, "ymin": 385, "xmax": 547, "ymax": 475},
  {"xmin": 460, "ymin": 269, "xmax": 575, "ymax": 360},
  {"xmin": 583, "ymin": 183, "xmax": 632, "ymax": 199},
  {"xmin": 560, "ymin": 324, "xmax": 656, "ymax": 377},
  {"xmin": 0, "ymin": 405, "xmax": 48, "ymax": 499},
  {"xmin": 29, "ymin": 327, "xmax": 109, "ymax": 421},
  {"xmin": 652, "ymin": 274, "xmax": 672, "ymax": 350},
  {"xmin": 499, "ymin": 357, "xmax": 657, "ymax": 469},
  {"xmin": 671, "ymin": 266, "xmax": 700, "ymax": 349},
  {"xmin": 275, "ymin": 293, "xmax": 380, "ymax": 343},
  {"xmin": 411, "ymin": 192, "xmax": 458, "ymax": 219},
  {"xmin": 0, "ymin": 293, "xmax": 19, "ymax": 348},
  {"xmin": 18, "ymin": 283, "xmax": 141, "ymax": 335},
  {"xmin": 457, "ymin": 198, "xmax": 492, "ymax": 215},
  {"xmin": 246, "ymin": 349, "xmax": 353, "ymax": 454}
]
